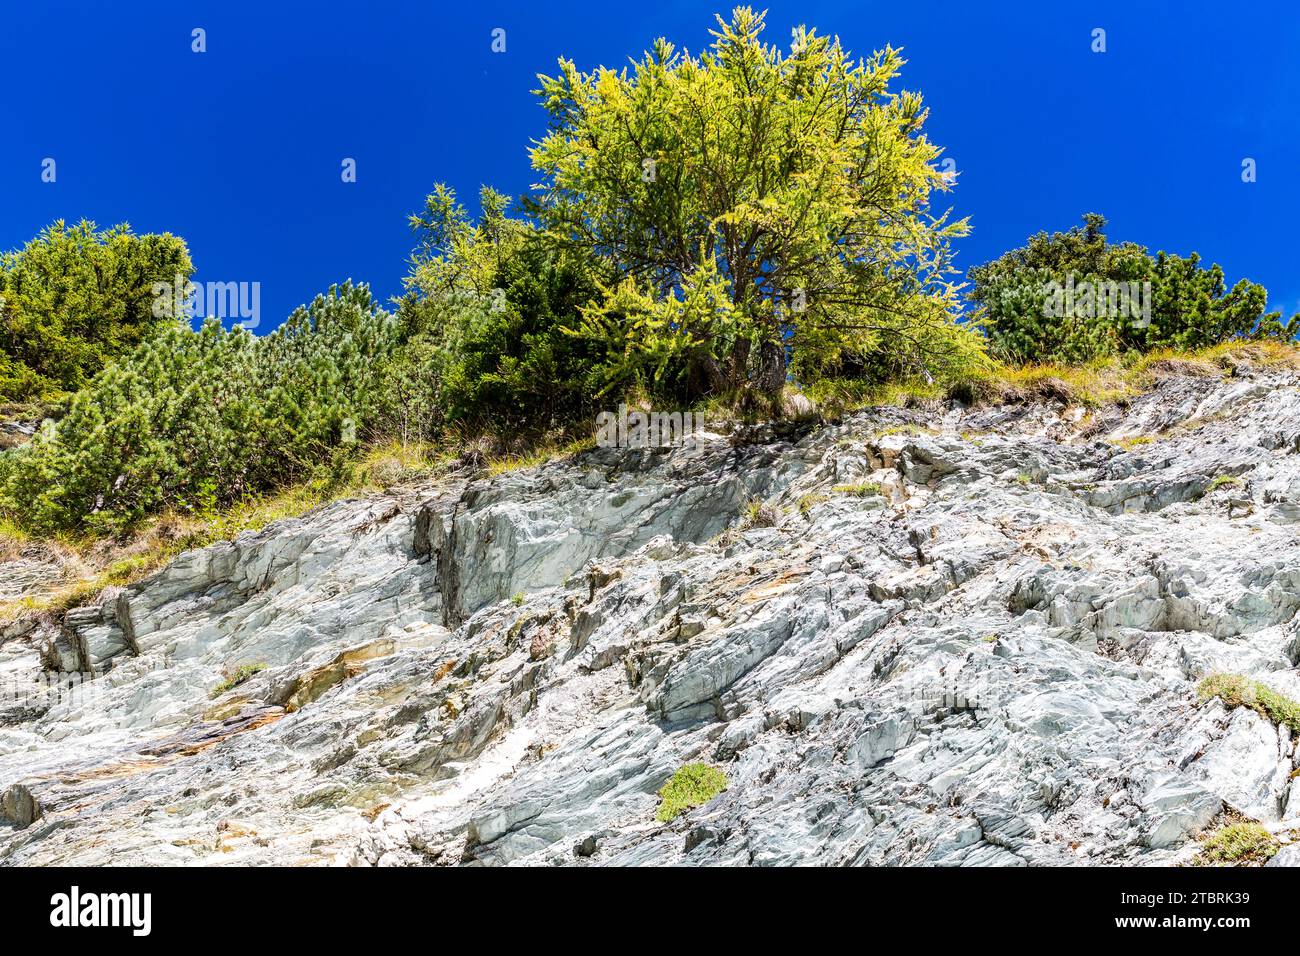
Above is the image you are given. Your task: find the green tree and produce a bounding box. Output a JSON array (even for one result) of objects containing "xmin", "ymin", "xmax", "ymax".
[
  {"xmin": 528, "ymin": 7, "xmax": 980, "ymax": 408},
  {"xmin": 968, "ymin": 214, "xmax": 1293, "ymax": 364},
  {"xmin": 388, "ymin": 185, "xmax": 606, "ymax": 437},
  {"xmin": 0, "ymin": 220, "xmax": 193, "ymax": 399}
]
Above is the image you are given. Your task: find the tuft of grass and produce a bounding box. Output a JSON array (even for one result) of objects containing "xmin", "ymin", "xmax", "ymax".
[
  {"xmin": 741, "ymin": 497, "xmax": 778, "ymax": 528},
  {"xmin": 1198, "ymin": 673, "xmax": 1300, "ymax": 735},
  {"xmin": 874, "ymin": 423, "xmax": 933, "ymax": 439},
  {"xmin": 832, "ymin": 481, "xmax": 882, "ymax": 498},
  {"xmin": 510, "ymin": 592, "xmax": 525, "ymax": 606},
  {"xmin": 656, "ymin": 762, "xmax": 728, "ymax": 823},
  {"xmin": 210, "ymin": 662, "xmax": 267, "ymax": 698},
  {"xmin": 1208, "ymin": 474, "xmax": 1243, "ymax": 492},
  {"xmin": 0, "ymin": 517, "xmax": 32, "ymax": 562},
  {"xmin": 1115, "ymin": 435, "xmax": 1154, "ymax": 450},
  {"xmin": 797, "ymin": 492, "xmax": 828, "ymax": 518},
  {"xmin": 1192, "ymin": 821, "xmax": 1279, "ymax": 866}
]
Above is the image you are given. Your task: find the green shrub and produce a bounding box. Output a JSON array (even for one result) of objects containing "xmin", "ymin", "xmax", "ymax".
[
  {"xmin": 0, "ymin": 282, "xmax": 394, "ymax": 535},
  {"xmin": 1198, "ymin": 673, "xmax": 1300, "ymax": 735},
  {"xmin": 0, "ymin": 220, "xmax": 193, "ymax": 400},
  {"xmin": 968, "ymin": 213, "xmax": 1293, "ymax": 365},
  {"xmin": 656, "ymin": 762, "xmax": 728, "ymax": 823},
  {"xmin": 1192, "ymin": 821, "xmax": 1279, "ymax": 866},
  {"xmin": 389, "ymin": 186, "xmax": 606, "ymax": 440}
]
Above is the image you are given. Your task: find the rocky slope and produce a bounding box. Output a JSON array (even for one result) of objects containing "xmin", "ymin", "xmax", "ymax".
[{"xmin": 3, "ymin": 364, "xmax": 1300, "ymax": 866}]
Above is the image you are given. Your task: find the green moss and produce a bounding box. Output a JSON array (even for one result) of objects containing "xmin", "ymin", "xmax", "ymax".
[
  {"xmin": 1198, "ymin": 673, "xmax": 1300, "ymax": 735},
  {"xmin": 832, "ymin": 482, "xmax": 882, "ymax": 498},
  {"xmin": 1192, "ymin": 821, "xmax": 1279, "ymax": 866},
  {"xmin": 210, "ymin": 662, "xmax": 267, "ymax": 698},
  {"xmin": 656, "ymin": 762, "xmax": 728, "ymax": 823}
]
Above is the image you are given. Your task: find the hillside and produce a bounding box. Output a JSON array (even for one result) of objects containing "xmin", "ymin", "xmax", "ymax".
[{"xmin": 3, "ymin": 361, "xmax": 1300, "ymax": 866}]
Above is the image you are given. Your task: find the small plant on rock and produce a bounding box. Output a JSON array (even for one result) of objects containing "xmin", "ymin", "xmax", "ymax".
[
  {"xmin": 1192, "ymin": 821, "xmax": 1279, "ymax": 866},
  {"xmin": 1197, "ymin": 673, "xmax": 1300, "ymax": 735},
  {"xmin": 511, "ymin": 592, "xmax": 525, "ymax": 606},
  {"xmin": 656, "ymin": 762, "xmax": 728, "ymax": 823},
  {"xmin": 741, "ymin": 497, "xmax": 778, "ymax": 528},
  {"xmin": 1115, "ymin": 435, "xmax": 1153, "ymax": 449},
  {"xmin": 1208, "ymin": 474, "xmax": 1243, "ymax": 493},
  {"xmin": 797, "ymin": 492, "xmax": 828, "ymax": 518},
  {"xmin": 832, "ymin": 481, "xmax": 882, "ymax": 498},
  {"xmin": 211, "ymin": 662, "xmax": 267, "ymax": 698}
]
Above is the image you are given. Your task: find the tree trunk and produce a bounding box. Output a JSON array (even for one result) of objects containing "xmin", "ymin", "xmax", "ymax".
[{"xmin": 756, "ymin": 338, "xmax": 787, "ymax": 410}]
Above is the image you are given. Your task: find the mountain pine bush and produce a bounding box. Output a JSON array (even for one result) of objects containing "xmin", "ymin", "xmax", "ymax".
[
  {"xmin": 0, "ymin": 220, "xmax": 193, "ymax": 400},
  {"xmin": 0, "ymin": 283, "xmax": 394, "ymax": 535},
  {"xmin": 968, "ymin": 214, "xmax": 1294, "ymax": 364}
]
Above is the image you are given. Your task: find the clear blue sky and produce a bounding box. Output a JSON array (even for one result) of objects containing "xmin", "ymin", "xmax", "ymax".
[{"xmin": 4, "ymin": 0, "xmax": 1298, "ymax": 330}]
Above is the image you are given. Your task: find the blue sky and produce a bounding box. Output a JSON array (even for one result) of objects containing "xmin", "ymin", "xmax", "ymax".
[{"xmin": 3, "ymin": 0, "xmax": 1298, "ymax": 330}]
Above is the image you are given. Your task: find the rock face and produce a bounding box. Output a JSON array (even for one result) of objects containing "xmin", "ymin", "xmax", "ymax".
[{"xmin": 3, "ymin": 366, "xmax": 1300, "ymax": 865}]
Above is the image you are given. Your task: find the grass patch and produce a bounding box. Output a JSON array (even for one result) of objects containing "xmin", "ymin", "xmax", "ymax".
[
  {"xmin": 799, "ymin": 378, "xmax": 944, "ymax": 420},
  {"xmin": 797, "ymin": 492, "xmax": 828, "ymax": 518},
  {"xmin": 833, "ymin": 482, "xmax": 882, "ymax": 498},
  {"xmin": 1198, "ymin": 673, "xmax": 1300, "ymax": 735},
  {"xmin": 874, "ymin": 423, "xmax": 933, "ymax": 439},
  {"xmin": 1192, "ymin": 821, "xmax": 1279, "ymax": 866},
  {"xmin": 948, "ymin": 360, "xmax": 1141, "ymax": 408},
  {"xmin": 0, "ymin": 516, "xmax": 32, "ymax": 562},
  {"xmin": 210, "ymin": 662, "xmax": 267, "ymax": 698},
  {"xmin": 1208, "ymin": 474, "xmax": 1243, "ymax": 492},
  {"xmin": 1115, "ymin": 435, "xmax": 1154, "ymax": 449},
  {"xmin": 485, "ymin": 435, "xmax": 596, "ymax": 476},
  {"xmin": 656, "ymin": 762, "xmax": 728, "ymax": 823},
  {"xmin": 949, "ymin": 341, "xmax": 1300, "ymax": 410}
]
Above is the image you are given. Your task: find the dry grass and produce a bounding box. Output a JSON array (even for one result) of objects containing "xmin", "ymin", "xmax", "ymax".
[
  {"xmin": 485, "ymin": 434, "xmax": 596, "ymax": 476},
  {"xmin": 793, "ymin": 341, "xmax": 1300, "ymax": 417}
]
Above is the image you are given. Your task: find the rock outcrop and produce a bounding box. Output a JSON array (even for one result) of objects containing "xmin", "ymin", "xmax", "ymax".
[{"xmin": 3, "ymin": 365, "xmax": 1300, "ymax": 866}]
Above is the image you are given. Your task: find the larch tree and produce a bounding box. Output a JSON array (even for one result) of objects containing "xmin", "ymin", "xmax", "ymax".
[{"xmin": 528, "ymin": 6, "xmax": 981, "ymax": 408}]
